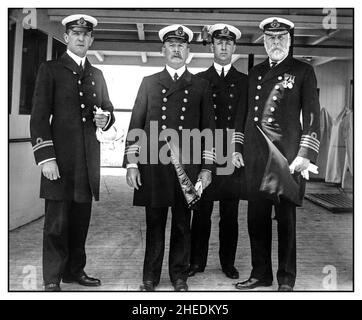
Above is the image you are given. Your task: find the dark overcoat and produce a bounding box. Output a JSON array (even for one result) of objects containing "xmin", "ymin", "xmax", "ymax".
[
  {"xmin": 123, "ymin": 68, "xmax": 216, "ymax": 208},
  {"xmin": 243, "ymin": 56, "xmax": 320, "ymax": 205},
  {"xmin": 197, "ymin": 65, "xmax": 248, "ymax": 200},
  {"xmin": 30, "ymin": 53, "xmax": 115, "ymax": 202}
]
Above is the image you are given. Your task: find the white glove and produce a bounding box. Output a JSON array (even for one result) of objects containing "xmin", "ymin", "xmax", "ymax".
[{"xmin": 301, "ymin": 163, "xmax": 319, "ymax": 180}]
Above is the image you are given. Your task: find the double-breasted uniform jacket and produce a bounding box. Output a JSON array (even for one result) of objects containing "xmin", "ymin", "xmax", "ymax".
[
  {"xmin": 30, "ymin": 53, "xmax": 115, "ymax": 202},
  {"xmin": 242, "ymin": 56, "xmax": 320, "ymax": 204},
  {"xmin": 123, "ymin": 68, "xmax": 216, "ymax": 208},
  {"xmin": 197, "ymin": 65, "xmax": 248, "ymax": 200}
]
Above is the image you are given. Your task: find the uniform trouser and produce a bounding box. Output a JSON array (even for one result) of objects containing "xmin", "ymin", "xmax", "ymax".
[
  {"xmin": 190, "ymin": 199, "xmax": 239, "ymax": 270},
  {"xmin": 42, "ymin": 199, "xmax": 92, "ymax": 285},
  {"xmin": 143, "ymin": 191, "xmax": 191, "ymax": 285},
  {"xmin": 248, "ymin": 198, "xmax": 296, "ymax": 287}
]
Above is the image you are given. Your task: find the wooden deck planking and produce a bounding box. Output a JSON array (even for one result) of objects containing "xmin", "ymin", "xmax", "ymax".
[{"xmin": 9, "ymin": 168, "xmax": 353, "ymax": 291}]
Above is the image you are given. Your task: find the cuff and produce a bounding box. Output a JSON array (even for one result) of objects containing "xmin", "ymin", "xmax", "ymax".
[
  {"xmin": 102, "ymin": 114, "xmax": 112, "ymax": 131},
  {"xmin": 38, "ymin": 158, "xmax": 56, "ymax": 166}
]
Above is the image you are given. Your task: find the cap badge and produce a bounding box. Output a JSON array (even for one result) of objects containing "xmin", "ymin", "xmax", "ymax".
[
  {"xmin": 77, "ymin": 17, "xmax": 87, "ymax": 26},
  {"xmin": 176, "ymin": 26, "xmax": 185, "ymax": 36},
  {"xmin": 221, "ymin": 26, "xmax": 230, "ymax": 35},
  {"xmin": 271, "ymin": 19, "xmax": 280, "ymax": 28}
]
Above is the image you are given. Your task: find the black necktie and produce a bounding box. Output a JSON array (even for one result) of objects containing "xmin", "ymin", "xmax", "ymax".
[
  {"xmin": 173, "ymin": 73, "xmax": 179, "ymax": 82},
  {"xmin": 220, "ymin": 67, "xmax": 225, "ymax": 79},
  {"xmin": 270, "ymin": 61, "xmax": 277, "ymax": 69}
]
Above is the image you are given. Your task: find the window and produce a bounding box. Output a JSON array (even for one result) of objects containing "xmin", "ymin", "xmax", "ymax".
[{"xmin": 19, "ymin": 29, "xmax": 47, "ymax": 115}]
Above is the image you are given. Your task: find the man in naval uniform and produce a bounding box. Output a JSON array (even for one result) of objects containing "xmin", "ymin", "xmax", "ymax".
[
  {"xmin": 123, "ymin": 24, "xmax": 215, "ymax": 291},
  {"xmin": 30, "ymin": 14, "xmax": 115, "ymax": 291},
  {"xmin": 234, "ymin": 17, "xmax": 320, "ymax": 291},
  {"xmin": 188, "ymin": 24, "xmax": 248, "ymax": 280}
]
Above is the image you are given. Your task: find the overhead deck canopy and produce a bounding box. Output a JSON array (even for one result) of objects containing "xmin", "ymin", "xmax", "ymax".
[{"xmin": 43, "ymin": 8, "xmax": 353, "ymax": 67}]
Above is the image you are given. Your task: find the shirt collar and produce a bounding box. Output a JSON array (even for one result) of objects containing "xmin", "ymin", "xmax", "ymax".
[
  {"xmin": 213, "ymin": 62, "xmax": 232, "ymax": 76},
  {"xmin": 269, "ymin": 55, "xmax": 288, "ymax": 67},
  {"xmin": 165, "ymin": 64, "xmax": 186, "ymax": 79},
  {"xmin": 67, "ymin": 49, "xmax": 86, "ymax": 67}
]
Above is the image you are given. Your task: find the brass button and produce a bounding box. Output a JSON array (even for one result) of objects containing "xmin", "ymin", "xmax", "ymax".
[
  {"xmin": 163, "ymin": 97, "xmax": 168, "ymax": 102},
  {"xmin": 254, "ymin": 106, "xmax": 258, "ymax": 111},
  {"xmin": 230, "ymin": 83, "xmax": 235, "ymax": 87},
  {"xmin": 268, "ymin": 117, "xmax": 273, "ymax": 123},
  {"xmin": 228, "ymin": 116, "xmax": 231, "ymax": 120},
  {"xmin": 230, "ymin": 94, "xmax": 234, "ymax": 98},
  {"xmin": 82, "ymin": 117, "xmax": 86, "ymax": 122},
  {"xmin": 255, "ymin": 96, "xmax": 259, "ymax": 100},
  {"xmin": 278, "ymin": 76, "xmax": 283, "ymax": 80},
  {"xmin": 180, "ymin": 115, "xmax": 184, "ymax": 120},
  {"xmin": 215, "ymin": 116, "xmax": 218, "ymax": 120},
  {"xmin": 270, "ymin": 107, "xmax": 275, "ymax": 112},
  {"xmin": 254, "ymin": 117, "xmax": 259, "ymax": 122},
  {"xmin": 258, "ymin": 76, "xmax": 262, "ymax": 80},
  {"xmin": 213, "ymin": 104, "xmax": 217, "ymax": 109},
  {"xmin": 228, "ymin": 105, "xmax": 232, "ymax": 110},
  {"xmin": 162, "ymin": 106, "xmax": 166, "ymax": 111},
  {"xmin": 162, "ymin": 125, "xmax": 167, "ymax": 130},
  {"xmin": 275, "ymin": 85, "xmax": 280, "ymax": 90},
  {"xmin": 257, "ymin": 85, "xmax": 261, "ymax": 90},
  {"xmin": 184, "ymin": 90, "xmax": 189, "ymax": 94},
  {"xmin": 92, "ymin": 81, "xmax": 95, "ymax": 86},
  {"xmin": 213, "ymin": 93, "xmax": 217, "ymax": 98},
  {"xmin": 78, "ymin": 80, "xmax": 82, "ymax": 85},
  {"xmin": 162, "ymin": 115, "xmax": 166, "ymax": 120},
  {"xmin": 179, "ymin": 126, "xmax": 183, "ymax": 130},
  {"xmin": 81, "ymin": 104, "xmax": 85, "ymax": 109},
  {"xmin": 182, "ymin": 107, "xmax": 186, "ymax": 112},
  {"xmin": 93, "ymin": 93, "xmax": 96, "ymax": 97},
  {"xmin": 272, "ymin": 96, "xmax": 277, "ymax": 101},
  {"xmin": 162, "ymin": 89, "xmax": 166, "ymax": 94},
  {"xmin": 183, "ymin": 98, "xmax": 188, "ymax": 103},
  {"xmin": 79, "ymin": 92, "xmax": 83, "ymax": 96}
]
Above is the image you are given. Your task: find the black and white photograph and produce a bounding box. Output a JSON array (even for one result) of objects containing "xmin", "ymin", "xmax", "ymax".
[{"xmin": 6, "ymin": 4, "xmax": 356, "ymax": 299}]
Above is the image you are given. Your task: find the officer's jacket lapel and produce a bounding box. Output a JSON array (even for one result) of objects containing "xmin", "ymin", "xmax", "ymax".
[
  {"xmin": 81, "ymin": 58, "xmax": 93, "ymax": 79},
  {"xmin": 164, "ymin": 68, "xmax": 192, "ymax": 98},
  {"xmin": 210, "ymin": 66, "xmax": 221, "ymax": 84},
  {"xmin": 261, "ymin": 55, "xmax": 293, "ymax": 84},
  {"xmin": 158, "ymin": 68, "xmax": 173, "ymax": 92},
  {"xmin": 60, "ymin": 53, "xmax": 83, "ymax": 76},
  {"xmin": 207, "ymin": 66, "xmax": 224, "ymax": 92},
  {"xmin": 225, "ymin": 66, "xmax": 240, "ymax": 83}
]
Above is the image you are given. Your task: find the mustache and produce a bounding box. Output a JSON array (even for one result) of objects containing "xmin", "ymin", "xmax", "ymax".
[{"xmin": 172, "ymin": 53, "xmax": 182, "ymax": 58}]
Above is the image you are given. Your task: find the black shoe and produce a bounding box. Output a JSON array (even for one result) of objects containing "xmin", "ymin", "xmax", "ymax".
[
  {"xmin": 140, "ymin": 280, "xmax": 156, "ymax": 292},
  {"xmin": 222, "ymin": 266, "xmax": 239, "ymax": 279},
  {"xmin": 44, "ymin": 283, "xmax": 61, "ymax": 292},
  {"xmin": 278, "ymin": 284, "xmax": 293, "ymax": 291},
  {"xmin": 173, "ymin": 279, "xmax": 188, "ymax": 292},
  {"xmin": 62, "ymin": 272, "xmax": 101, "ymax": 287},
  {"xmin": 187, "ymin": 264, "xmax": 204, "ymax": 277},
  {"xmin": 235, "ymin": 278, "xmax": 272, "ymax": 290}
]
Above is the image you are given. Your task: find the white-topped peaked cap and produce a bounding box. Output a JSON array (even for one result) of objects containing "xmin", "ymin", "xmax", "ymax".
[
  {"xmin": 62, "ymin": 14, "xmax": 98, "ymax": 31},
  {"xmin": 259, "ymin": 17, "xmax": 294, "ymax": 35},
  {"xmin": 209, "ymin": 23, "xmax": 241, "ymax": 41},
  {"xmin": 158, "ymin": 25, "xmax": 193, "ymax": 43}
]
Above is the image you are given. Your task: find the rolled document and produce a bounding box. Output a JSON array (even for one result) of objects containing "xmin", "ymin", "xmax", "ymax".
[{"xmin": 165, "ymin": 139, "xmax": 200, "ymax": 208}]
